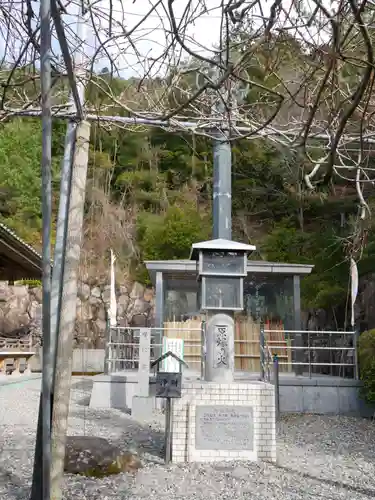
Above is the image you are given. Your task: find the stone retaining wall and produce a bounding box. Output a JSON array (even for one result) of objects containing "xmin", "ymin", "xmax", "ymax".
[{"xmin": 0, "ymin": 281, "xmax": 155, "ymax": 347}]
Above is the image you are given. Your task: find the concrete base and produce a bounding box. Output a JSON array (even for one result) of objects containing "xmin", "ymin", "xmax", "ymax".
[
  {"xmin": 0, "ymin": 373, "xmax": 41, "ymax": 384},
  {"xmin": 200, "ymin": 372, "xmax": 374, "ymax": 417},
  {"xmin": 89, "ymin": 369, "xmax": 374, "ymax": 418},
  {"xmin": 132, "ymin": 395, "xmax": 154, "ymax": 420},
  {"xmin": 278, "ymin": 375, "xmax": 375, "ymax": 417},
  {"xmin": 89, "ymin": 371, "xmax": 163, "ymax": 413},
  {"xmin": 172, "ymin": 381, "xmax": 276, "ymax": 463}
]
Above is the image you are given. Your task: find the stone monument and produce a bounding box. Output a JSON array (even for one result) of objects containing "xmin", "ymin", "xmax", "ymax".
[
  {"xmin": 132, "ymin": 327, "xmax": 154, "ymax": 419},
  {"xmin": 170, "ymin": 238, "xmax": 277, "ymax": 463}
]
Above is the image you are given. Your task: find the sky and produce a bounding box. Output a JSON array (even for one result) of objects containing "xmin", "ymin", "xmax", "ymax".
[
  {"xmin": 68, "ymin": 0, "xmax": 330, "ymax": 79},
  {"xmin": 0, "ymin": 0, "xmax": 332, "ymax": 80},
  {"xmin": 63, "ymin": 0, "xmax": 227, "ymax": 79}
]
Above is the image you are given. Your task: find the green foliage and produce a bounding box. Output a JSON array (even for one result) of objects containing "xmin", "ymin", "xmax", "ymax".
[
  {"xmin": 135, "ymin": 204, "xmax": 211, "ymax": 282},
  {"xmin": 263, "ymin": 220, "xmax": 348, "ymax": 309},
  {"xmin": 138, "ymin": 205, "xmax": 211, "ymax": 260},
  {"xmin": 0, "ymin": 118, "xmax": 62, "ymax": 246},
  {"xmin": 0, "ymin": 110, "xmax": 359, "ymax": 315},
  {"xmin": 262, "ymin": 222, "xmax": 311, "ymax": 264},
  {"xmin": 358, "ymin": 330, "xmax": 375, "ymax": 403},
  {"xmin": 14, "ymin": 279, "xmax": 42, "ymax": 287},
  {"xmin": 0, "ymin": 120, "xmax": 43, "ymax": 231}
]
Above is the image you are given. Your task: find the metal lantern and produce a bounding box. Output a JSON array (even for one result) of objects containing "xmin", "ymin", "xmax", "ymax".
[{"xmin": 190, "ymin": 239, "xmax": 256, "ymax": 312}]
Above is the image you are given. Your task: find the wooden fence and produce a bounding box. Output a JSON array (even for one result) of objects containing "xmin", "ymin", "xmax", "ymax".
[{"xmin": 163, "ymin": 317, "xmax": 292, "ymax": 373}]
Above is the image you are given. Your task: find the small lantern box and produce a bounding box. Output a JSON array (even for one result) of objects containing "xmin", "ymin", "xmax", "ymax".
[{"xmin": 190, "ymin": 238, "xmax": 255, "ymax": 312}]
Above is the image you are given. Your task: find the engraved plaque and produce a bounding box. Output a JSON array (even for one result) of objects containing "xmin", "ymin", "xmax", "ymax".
[
  {"xmin": 195, "ymin": 406, "xmax": 253, "ymax": 451},
  {"xmin": 213, "ymin": 325, "xmax": 229, "ymax": 368}
]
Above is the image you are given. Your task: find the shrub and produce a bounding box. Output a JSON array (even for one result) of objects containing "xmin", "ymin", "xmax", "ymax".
[
  {"xmin": 135, "ymin": 204, "xmax": 211, "ymax": 283},
  {"xmin": 14, "ymin": 279, "xmax": 42, "ymax": 287},
  {"xmin": 358, "ymin": 329, "xmax": 375, "ymax": 403}
]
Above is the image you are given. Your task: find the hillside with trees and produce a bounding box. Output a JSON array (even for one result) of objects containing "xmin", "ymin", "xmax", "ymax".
[{"xmin": 2, "ymin": 114, "xmax": 375, "ymax": 324}]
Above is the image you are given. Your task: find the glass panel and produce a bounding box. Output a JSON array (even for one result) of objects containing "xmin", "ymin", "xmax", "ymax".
[
  {"xmin": 233, "ymin": 275, "xmax": 296, "ymax": 374},
  {"xmin": 203, "ymin": 276, "xmax": 242, "ymax": 309},
  {"xmin": 163, "ymin": 283, "xmax": 202, "ymax": 372},
  {"xmin": 201, "ymin": 252, "xmax": 245, "ymax": 275},
  {"xmin": 243, "ymin": 275, "xmax": 294, "ymax": 330},
  {"xmin": 164, "ymin": 289, "xmax": 200, "ymax": 322}
]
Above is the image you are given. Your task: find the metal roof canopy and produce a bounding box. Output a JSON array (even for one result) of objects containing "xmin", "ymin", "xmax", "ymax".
[
  {"xmin": 190, "ymin": 238, "xmax": 256, "ymax": 260},
  {"xmin": 0, "ymin": 223, "xmax": 42, "ymax": 280},
  {"xmin": 145, "ymin": 258, "xmax": 314, "ymax": 287}
]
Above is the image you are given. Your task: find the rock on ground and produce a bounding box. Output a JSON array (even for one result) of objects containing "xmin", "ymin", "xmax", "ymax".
[{"xmin": 64, "ymin": 436, "xmax": 142, "ymax": 477}]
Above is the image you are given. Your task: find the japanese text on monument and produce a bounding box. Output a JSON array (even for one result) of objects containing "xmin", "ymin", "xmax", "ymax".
[
  {"xmin": 214, "ymin": 325, "xmax": 228, "ymax": 368},
  {"xmin": 195, "ymin": 405, "xmax": 254, "ymax": 451}
]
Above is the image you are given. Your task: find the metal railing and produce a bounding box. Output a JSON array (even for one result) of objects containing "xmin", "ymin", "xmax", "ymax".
[
  {"xmin": 260, "ymin": 335, "xmax": 273, "ymax": 383},
  {"xmin": 105, "ymin": 326, "xmax": 160, "ymax": 373},
  {"xmin": 259, "ymin": 330, "xmax": 281, "ymax": 419},
  {"xmin": 105, "ymin": 325, "xmax": 204, "ymax": 374},
  {"xmin": 262, "ymin": 328, "xmax": 358, "ymax": 379},
  {"xmin": 105, "ymin": 324, "xmax": 358, "ymax": 379}
]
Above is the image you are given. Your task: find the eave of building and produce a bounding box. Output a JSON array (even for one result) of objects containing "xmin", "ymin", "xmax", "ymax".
[
  {"xmin": 145, "ymin": 259, "xmax": 314, "ymax": 287},
  {"xmin": 0, "ymin": 223, "xmax": 42, "ymax": 280}
]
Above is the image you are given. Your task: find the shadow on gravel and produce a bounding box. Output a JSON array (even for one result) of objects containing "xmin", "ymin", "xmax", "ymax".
[
  {"xmin": 68, "ymin": 404, "xmax": 165, "ymax": 461},
  {"xmin": 276, "ymin": 463, "xmax": 375, "ymax": 498},
  {"xmin": 69, "ymin": 377, "xmax": 165, "ymax": 460},
  {"xmin": 0, "ymin": 466, "xmax": 30, "ymax": 499},
  {"xmin": 71, "ymin": 378, "xmax": 94, "ymax": 407},
  {"xmin": 71, "ymin": 378, "xmax": 94, "ymax": 391}
]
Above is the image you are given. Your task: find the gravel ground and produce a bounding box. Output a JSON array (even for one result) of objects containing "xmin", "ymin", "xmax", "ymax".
[{"xmin": 1, "ymin": 376, "xmax": 375, "ymax": 499}]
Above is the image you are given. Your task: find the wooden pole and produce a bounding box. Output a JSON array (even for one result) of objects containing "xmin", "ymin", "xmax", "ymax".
[
  {"xmin": 273, "ymin": 355, "xmax": 280, "ymax": 420},
  {"xmin": 50, "ymin": 120, "xmax": 91, "ymax": 500},
  {"xmin": 165, "ymin": 397, "xmax": 173, "ymax": 464}
]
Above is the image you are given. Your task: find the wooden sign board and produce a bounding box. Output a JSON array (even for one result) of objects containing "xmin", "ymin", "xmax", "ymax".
[
  {"xmin": 162, "ymin": 338, "xmax": 184, "ymax": 372},
  {"xmin": 155, "ymin": 371, "xmax": 182, "ymax": 398}
]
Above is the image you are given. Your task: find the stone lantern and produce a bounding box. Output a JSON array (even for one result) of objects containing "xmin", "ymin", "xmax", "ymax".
[{"xmin": 190, "ymin": 238, "xmax": 256, "ymax": 382}]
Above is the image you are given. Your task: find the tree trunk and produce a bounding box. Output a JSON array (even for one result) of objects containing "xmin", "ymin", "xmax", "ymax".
[{"xmin": 50, "ymin": 120, "xmax": 91, "ymax": 500}]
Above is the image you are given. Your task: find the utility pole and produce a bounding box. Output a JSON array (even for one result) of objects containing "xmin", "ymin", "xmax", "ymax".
[
  {"xmin": 212, "ymin": 132, "xmax": 232, "ymax": 240},
  {"xmin": 31, "ymin": 0, "xmax": 53, "ymax": 497},
  {"xmin": 212, "ymin": 48, "xmax": 243, "ymax": 240}
]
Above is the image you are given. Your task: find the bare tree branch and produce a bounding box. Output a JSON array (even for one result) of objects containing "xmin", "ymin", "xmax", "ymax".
[{"xmin": 1, "ymin": 0, "xmax": 375, "ymax": 217}]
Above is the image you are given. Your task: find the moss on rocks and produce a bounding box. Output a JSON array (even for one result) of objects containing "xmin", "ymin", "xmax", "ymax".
[{"xmin": 64, "ymin": 436, "xmax": 142, "ymax": 478}]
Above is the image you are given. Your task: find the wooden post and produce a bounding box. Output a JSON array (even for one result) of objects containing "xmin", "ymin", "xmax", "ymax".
[
  {"xmin": 273, "ymin": 355, "xmax": 280, "ymax": 420},
  {"xmin": 50, "ymin": 120, "xmax": 91, "ymax": 500},
  {"xmin": 260, "ymin": 322, "xmax": 265, "ymax": 380},
  {"xmin": 138, "ymin": 328, "xmax": 151, "ymax": 396},
  {"xmin": 165, "ymin": 397, "xmax": 173, "ymax": 464}
]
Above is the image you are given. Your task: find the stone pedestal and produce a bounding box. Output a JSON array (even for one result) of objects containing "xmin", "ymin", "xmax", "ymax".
[
  {"xmin": 171, "ymin": 381, "xmax": 276, "ymax": 463},
  {"xmin": 89, "ymin": 371, "xmax": 164, "ymax": 412},
  {"xmin": 132, "ymin": 395, "xmax": 154, "ymax": 419}
]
